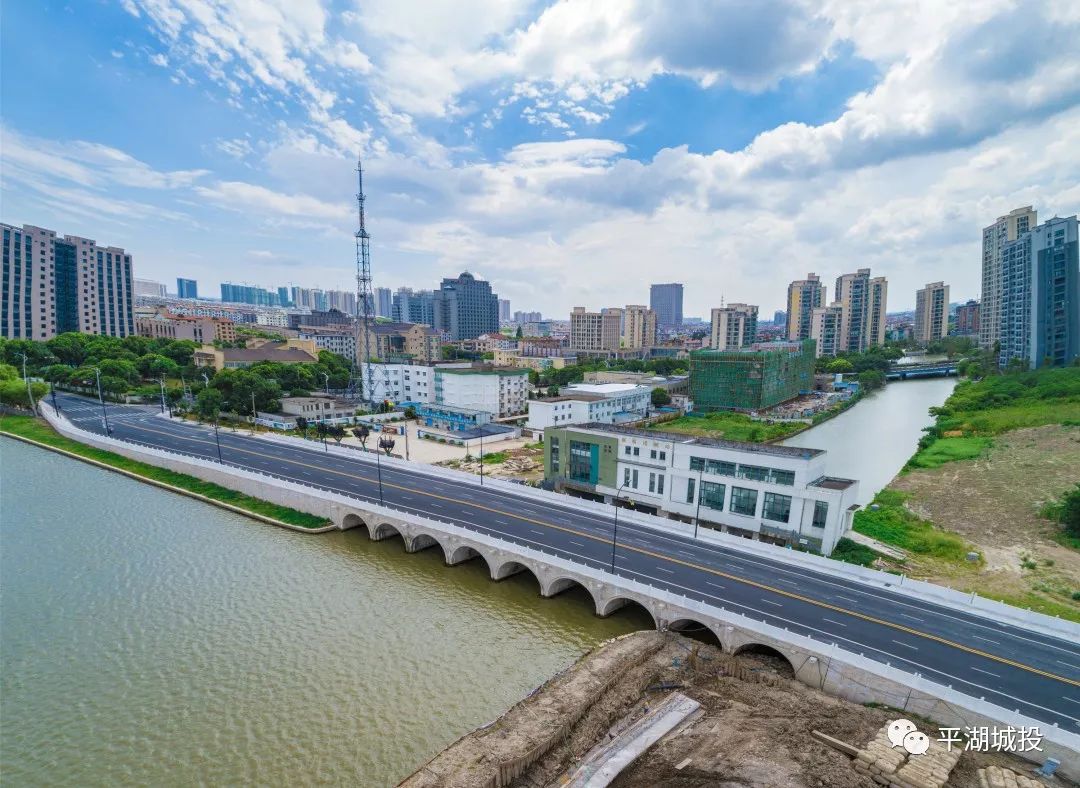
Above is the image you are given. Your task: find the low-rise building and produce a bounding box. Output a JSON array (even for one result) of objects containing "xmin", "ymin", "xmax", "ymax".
[
  {"xmin": 690, "ymin": 339, "xmax": 815, "ymax": 412},
  {"xmin": 519, "ymin": 336, "xmax": 569, "ymax": 356},
  {"xmin": 365, "ymin": 363, "xmax": 436, "ymax": 405},
  {"xmin": 434, "ymin": 365, "xmax": 529, "ymax": 417},
  {"xmin": 493, "ymin": 348, "xmax": 577, "ymax": 371},
  {"xmin": 543, "ymin": 423, "xmax": 858, "ymax": 555},
  {"xmin": 135, "ymin": 306, "xmax": 236, "ymax": 344},
  {"xmin": 295, "ymin": 325, "xmax": 356, "ymax": 359},
  {"xmin": 583, "ymin": 371, "xmax": 689, "ymax": 394},
  {"xmin": 356, "ymin": 321, "xmax": 441, "ymax": 365},
  {"xmin": 527, "ymin": 383, "xmax": 650, "ymax": 430},
  {"xmin": 414, "ymin": 403, "xmax": 491, "ymax": 432},
  {"xmin": 193, "ymin": 338, "xmax": 319, "ymax": 370}
]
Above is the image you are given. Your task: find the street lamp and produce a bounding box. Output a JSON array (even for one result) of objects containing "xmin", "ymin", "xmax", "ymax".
[
  {"xmin": 374, "ymin": 436, "xmax": 386, "ymax": 504},
  {"xmin": 158, "ymin": 376, "xmax": 167, "ymax": 415},
  {"xmin": 92, "ymin": 367, "xmax": 111, "ymax": 435},
  {"xmin": 18, "ymin": 352, "xmax": 36, "ymax": 414},
  {"xmin": 213, "ymin": 418, "xmax": 223, "ymax": 462},
  {"xmin": 610, "ymin": 482, "xmax": 633, "ymax": 574},
  {"xmin": 322, "ymin": 372, "xmax": 330, "ymax": 396},
  {"xmin": 478, "ymin": 428, "xmax": 484, "ymax": 486},
  {"xmin": 693, "ymin": 464, "xmax": 704, "ymax": 539}
]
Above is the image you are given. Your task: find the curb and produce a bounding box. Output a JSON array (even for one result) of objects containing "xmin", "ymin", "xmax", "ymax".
[{"xmin": 0, "ymin": 430, "xmax": 336, "ymax": 534}]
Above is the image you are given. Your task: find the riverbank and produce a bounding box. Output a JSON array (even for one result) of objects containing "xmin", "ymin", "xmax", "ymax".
[
  {"xmin": 0, "ymin": 413, "xmax": 331, "ymax": 530},
  {"xmin": 850, "ymin": 369, "xmax": 1080, "ymax": 621},
  {"xmin": 404, "ymin": 630, "xmax": 1043, "ymax": 788}
]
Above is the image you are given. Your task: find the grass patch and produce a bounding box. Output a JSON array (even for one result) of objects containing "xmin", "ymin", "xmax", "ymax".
[
  {"xmin": 652, "ymin": 411, "xmax": 804, "ymax": 443},
  {"xmin": 853, "ymin": 490, "xmax": 977, "ymax": 565},
  {"xmin": 907, "ymin": 436, "xmax": 992, "ymax": 470},
  {"xmin": 830, "ymin": 537, "xmax": 881, "ymax": 567},
  {"xmin": 0, "ymin": 414, "xmax": 330, "ymax": 529},
  {"xmin": 976, "ymin": 589, "xmax": 1080, "ymax": 623},
  {"xmin": 480, "ymin": 450, "xmax": 509, "ymax": 464}
]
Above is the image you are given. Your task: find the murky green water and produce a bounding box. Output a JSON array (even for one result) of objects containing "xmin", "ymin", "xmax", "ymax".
[{"xmin": 0, "ymin": 439, "xmax": 649, "ymax": 787}]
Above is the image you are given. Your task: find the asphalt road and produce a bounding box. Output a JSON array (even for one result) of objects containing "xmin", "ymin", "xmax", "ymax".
[{"xmin": 47, "ymin": 392, "xmax": 1080, "ymax": 735}]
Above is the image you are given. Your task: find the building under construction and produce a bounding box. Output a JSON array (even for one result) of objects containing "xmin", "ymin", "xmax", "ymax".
[{"xmin": 689, "ymin": 339, "xmax": 816, "ymax": 412}]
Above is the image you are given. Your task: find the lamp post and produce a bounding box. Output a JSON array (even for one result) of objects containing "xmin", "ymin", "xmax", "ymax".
[
  {"xmin": 18, "ymin": 353, "xmax": 36, "ymax": 414},
  {"xmin": 375, "ymin": 436, "xmax": 385, "ymax": 504},
  {"xmin": 322, "ymin": 372, "xmax": 330, "ymax": 396},
  {"xmin": 93, "ymin": 367, "xmax": 111, "ymax": 435},
  {"xmin": 693, "ymin": 465, "xmax": 704, "ymax": 539},
  {"xmin": 478, "ymin": 428, "xmax": 484, "ymax": 486},
  {"xmin": 610, "ymin": 482, "xmax": 632, "ymax": 574},
  {"xmin": 250, "ymin": 391, "xmax": 257, "ymax": 434},
  {"xmin": 158, "ymin": 377, "xmax": 167, "ymax": 414},
  {"xmin": 213, "ymin": 418, "xmax": 223, "ymax": 462}
]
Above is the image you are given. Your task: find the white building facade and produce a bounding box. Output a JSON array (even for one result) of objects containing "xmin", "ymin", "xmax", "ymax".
[{"xmin": 435, "ymin": 367, "xmax": 528, "ymax": 417}]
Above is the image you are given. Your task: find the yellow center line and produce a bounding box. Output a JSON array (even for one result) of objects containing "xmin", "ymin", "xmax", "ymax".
[{"xmin": 128, "ymin": 419, "xmax": 1079, "ymax": 688}]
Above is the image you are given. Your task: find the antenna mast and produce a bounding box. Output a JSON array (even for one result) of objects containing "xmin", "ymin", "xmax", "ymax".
[{"xmin": 355, "ymin": 158, "xmax": 377, "ymax": 407}]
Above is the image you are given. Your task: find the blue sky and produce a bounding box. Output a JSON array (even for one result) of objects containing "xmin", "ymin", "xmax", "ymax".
[{"xmin": 2, "ymin": 0, "xmax": 1078, "ymax": 316}]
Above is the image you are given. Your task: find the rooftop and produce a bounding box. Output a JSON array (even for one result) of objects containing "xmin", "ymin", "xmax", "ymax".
[
  {"xmin": 810, "ymin": 476, "xmax": 858, "ymax": 490},
  {"xmin": 566, "ymin": 383, "xmax": 648, "ymax": 395},
  {"xmin": 568, "ymin": 423, "xmax": 826, "ymax": 459}
]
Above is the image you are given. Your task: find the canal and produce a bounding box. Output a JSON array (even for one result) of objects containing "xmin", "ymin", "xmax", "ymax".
[
  {"xmin": 783, "ymin": 377, "xmax": 958, "ymax": 504},
  {"xmin": 0, "ymin": 438, "xmax": 650, "ymax": 787}
]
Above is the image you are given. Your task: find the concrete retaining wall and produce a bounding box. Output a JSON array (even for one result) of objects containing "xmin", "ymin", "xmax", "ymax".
[{"xmin": 40, "ymin": 406, "xmax": 1079, "ymax": 776}]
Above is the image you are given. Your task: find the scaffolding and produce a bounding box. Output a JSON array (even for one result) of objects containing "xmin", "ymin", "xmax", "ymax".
[{"xmin": 689, "ymin": 339, "xmax": 816, "ymax": 412}]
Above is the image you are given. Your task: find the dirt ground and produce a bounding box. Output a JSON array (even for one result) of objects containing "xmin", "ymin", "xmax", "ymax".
[
  {"xmin": 401, "ymin": 632, "xmax": 1055, "ymax": 788},
  {"xmin": 438, "ymin": 442, "xmax": 545, "ymax": 482},
  {"xmin": 887, "ymin": 425, "xmax": 1080, "ymax": 615}
]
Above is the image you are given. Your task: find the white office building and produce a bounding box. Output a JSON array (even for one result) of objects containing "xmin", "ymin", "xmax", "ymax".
[{"xmin": 527, "ymin": 383, "xmax": 650, "ymax": 430}]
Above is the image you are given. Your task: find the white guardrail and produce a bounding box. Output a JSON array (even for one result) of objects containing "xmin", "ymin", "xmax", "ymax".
[{"xmin": 241, "ymin": 421, "xmax": 1079, "ymax": 642}]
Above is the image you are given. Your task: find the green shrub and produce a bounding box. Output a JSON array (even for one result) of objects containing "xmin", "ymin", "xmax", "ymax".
[
  {"xmin": 831, "ymin": 537, "xmax": 880, "ymax": 567},
  {"xmin": 853, "ymin": 491, "xmax": 975, "ymax": 564}
]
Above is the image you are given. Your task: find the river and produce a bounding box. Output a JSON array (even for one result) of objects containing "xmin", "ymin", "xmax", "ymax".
[
  {"xmin": 783, "ymin": 377, "xmax": 958, "ymax": 504},
  {"xmin": 0, "ymin": 439, "xmax": 649, "ymax": 787}
]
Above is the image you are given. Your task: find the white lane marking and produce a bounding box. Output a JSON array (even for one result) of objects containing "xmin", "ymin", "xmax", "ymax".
[
  {"xmin": 971, "ymin": 635, "xmax": 1000, "ymax": 645},
  {"xmin": 1064, "ymin": 697, "xmax": 1080, "ymax": 706},
  {"xmin": 971, "ymin": 667, "xmax": 1001, "ymax": 678},
  {"xmin": 1056, "ymin": 660, "xmax": 1080, "ymax": 672},
  {"xmin": 761, "ymin": 599, "xmax": 783, "ymax": 608},
  {"xmin": 706, "ymin": 581, "xmax": 725, "ymax": 590},
  {"xmin": 835, "ymin": 595, "xmax": 857, "ymax": 603},
  {"xmin": 899, "ymin": 613, "xmax": 923, "ymax": 622},
  {"xmin": 530, "ymin": 528, "xmax": 545, "ymax": 535},
  {"xmin": 656, "ymin": 566, "xmax": 674, "ymax": 574},
  {"xmin": 777, "ymin": 578, "xmax": 798, "ymax": 587},
  {"xmin": 891, "ymin": 640, "xmax": 919, "ymax": 651},
  {"xmin": 494, "ymin": 518, "xmax": 509, "ymax": 525},
  {"xmin": 822, "ymin": 617, "xmax": 848, "ymax": 627},
  {"xmin": 429, "ymin": 502, "xmax": 443, "ymax": 509},
  {"xmin": 569, "ymin": 540, "xmax": 586, "ymax": 547}
]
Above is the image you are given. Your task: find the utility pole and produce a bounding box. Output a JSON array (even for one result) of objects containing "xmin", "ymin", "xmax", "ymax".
[
  {"xmin": 251, "ymin": 391, "xmax": 257, "ymax": 433},
  {"xmin": 478, "ymin": 429, "xmax": 484, "ymax": 485},
  {"xmin": 322, "ymin": 372, "xmax": 330, "ymax": 396},
  {"xmin": 213, "ymin": 419, "xmax": 223, "ymax": 462},
  {"xmin": 158, "ymin": 377, "xmax": 167, "ymax": 415},
  {"xmin": 19, "ymin": 353, "xmax": 36, "ymax": 414}
]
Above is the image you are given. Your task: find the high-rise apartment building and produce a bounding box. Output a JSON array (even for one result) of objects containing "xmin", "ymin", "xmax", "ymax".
[
  {"xmin": 914, "ymin": 281, "xmax": 949, "ymax": 344},
  {"xmin": 177, "ymin": 278, "xmax": 199, "ymax": 299},
  {"xmin": 622, "ymin": 304, "xmax": 657, "ymax": 349},
  {"xmin": 709, "ymin": 303, "xmax": 758, "ymax": 350},
  {"xmin": 570, "ymin": 307, "xmax": 622, "ymax": 351},
  {"xmin": 277, "ymin": 286, "xmax": 291, "ymax": 307},
  {"xmin": 498, "ymin": 298, "xmax": 511, "ymax": 322},
  {"xmin": 810, "ymin": 304, "xmax": 843, "ymax": 357},
  {"xmin": 513, "ymin": 310, "xmax": 542, "ymax": 324},
  {"xmin": 650, "ymin": 283, "xmax": 683, "ymax": 327},
  {"xmin": 392, "ymin": 287, "xmax": 435, "ymax": 325},
  {"xmin": 375, "ymin": 287, "xmax": 393, "ymax": 318},
  {"xmin": 134, "ymin": 278, "xmax": 166, "ymax": 297},
  {"xmin": 2, "ymin": 223, "xmax": 134, "ymax": 340},
  {"xmin": 433, "ymin": 271, "xmax": 499, "ymax": 340},
  {"xmin": 955, "ymin": 300, "xmax": 979, "ymax": 336},
  {"xmin": 786, "ymin": 273, "xmax": 825, "ymax": 341},
  {"xmin": 221, "ymin": 282, "xmax": 282, "ymax": 306},
  {"xmin": 999, "ymin": 215, "xmax": 1079, "ymax": 369},
  {"xmin": 981, "ymin": 206, "xmax": 1037, "ymax": 349},
  {"xmin": 832, "ymin": 268, "xmax": 887, "ymax": 353}
]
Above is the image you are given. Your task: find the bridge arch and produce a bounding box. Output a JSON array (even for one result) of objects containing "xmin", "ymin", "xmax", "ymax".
[
  {"xmin": 733, "ymin": 643, "xmax": 796, "ymax": 677},
  {"xmin": 666, "ymin": 618, "xmax": 722, "ymax": 647},
  {"xmin": 491, "ymin": 560, "xmax": 543, "ymax": 591},
  {"xmin": 596, "ymin": 596, "xmax": 657, "ymax": 626},
  {"xmin": 371, "ymin": 522, "xmax": 405, "ymax": 542},
  {"xmin": 407, "ymin": 532, "xmax": 445, "ymax": 555},
  {"xmin": 446, "ymin": 544, "xmax": 483, "ymax": 566},
  {"xmin": 340, "ymin": 512, "xmax": 369, "ymax": 533}
]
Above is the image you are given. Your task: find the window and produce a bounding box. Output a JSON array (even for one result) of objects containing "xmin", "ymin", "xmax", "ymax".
[
  {"xmin": 633, "ymin": 447, "xmax": 640, "ymax": 456},
  {"xmin": 650, "ymin": 449, "xmax": 657, "ymax": 459},
  {"xmin": 624, "ymin": 468, "xmax": 631, "ymax": 486},
  {"xmin": 549, "ymin": 436, "xmax": 560, "ymax": 474},
  {"xmin": 632, "ymin": 469, "xmax": 638, "ymax": 488},
  {"xmin": 738, "ymin": 464, "xmax": 770, "ymax": 482},
  {"xmin": 659, "ymin": 451, "xmax": 666, "ymax": 461},
  {"xmin": 812, "ymin": 501, "xmax": 828, "ymax": 528},
  {"xmin": 657, "ymin": 474, "xmax": 664, "ymax": 495},
  {"xmin": 771, "ymin": 469, "xmax": 795, "ymax": 486},
  {"xmin": 624, "ymin": 445, "xmax": 631, "ymax": 455},
  {"xmin": 762, "ymin": 492, "xmax": 792, "ymax": 523},
  {"xmin": 686, "ymin": 477, "xmax": 696, "ymax": 503},
  {"xmin": 648, "ymin": 472, "xmax": 656, "ymax": 493},
  {"xmin": 700, "ymin": 481, "xmax": 725, "ymax": 510},
  {"xmin": 730, "ymin": 486, "xmax": 757, "ymax": 516}
]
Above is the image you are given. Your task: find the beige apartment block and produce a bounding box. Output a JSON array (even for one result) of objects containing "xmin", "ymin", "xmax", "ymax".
[
  {"xmin": 914, "ymin": 281, "xmax": 950, "ymax": 344},
  {"xmin": 981, "ymin": 206, "xmax": 1037, "ymax": 349}
]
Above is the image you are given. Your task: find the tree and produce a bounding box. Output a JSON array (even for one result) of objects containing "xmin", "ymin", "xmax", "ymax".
[
  {"xmin": 195, "ymin": 387, "xmax": 223, "ymax": 420},
  {"xmin": 515, "ymin": 325, "xmax": 523, "ymax": 339},
  {"xmin": 826, "ymin": 358, "xmax": 854, "ymax": 374},
  {"xmin": 353, "ymin": 424, "xmax": 371, "ymax": 448},
  {"xmin": 295, "ymin": 416, "xmax": 309, "ymax": 436},
  {"xmin": 0, "ymin": 378, "xmax": 47, "ymax": 408},
  {"xmin": 329, "ymin": 425, "xmax": 346, "ymax": 444},
  {"xmin": 403, "ymin": 406, "xmax": 417, "ymax": 420},
  {"xmin": 651, "ymin": 387, "xmax": 672, "ymax": 407},
  {"xmin": 1061, "ymin": 485, "xmax": 1080, "ymax": 538},
  {"xmin": 546, "ymin": 384, "xmax": 560, "ymax": 397},
  {"xmin": 46, "ymin": 333, "xmax": 92, "ymax": 365},
  {"xmin": 858, "ymin": 370, "xmax": 886, "ymax": 391},
  {"xmin": 528, "ymin": 369, "xmax": 540, "ymax": 386}
]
